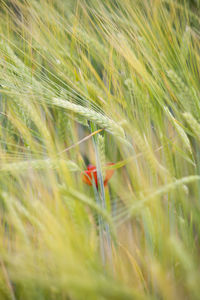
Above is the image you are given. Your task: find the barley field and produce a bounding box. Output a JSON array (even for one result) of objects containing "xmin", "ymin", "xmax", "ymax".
[{"xmin": 0, "ymin": 0, "xmax": 200, "ymax": 299}]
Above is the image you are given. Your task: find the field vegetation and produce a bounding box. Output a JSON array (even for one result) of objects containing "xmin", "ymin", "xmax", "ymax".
[{"xmin": 0, "ymin": 0, "xmax": 200, "ymax": 299}]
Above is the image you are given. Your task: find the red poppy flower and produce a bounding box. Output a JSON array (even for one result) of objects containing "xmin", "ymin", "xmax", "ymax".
[{"xmin": 82, "ymin": 163, "xmax": 115, "ymax": 188}]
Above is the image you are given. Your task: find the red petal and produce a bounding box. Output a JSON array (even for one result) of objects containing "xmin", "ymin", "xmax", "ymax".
[
  {"xmin": 82, "ymin": 165, "xmax": 98, "ymax": 187},
  {"xmin": 82, "ymin": 163, "xmax": 115, "ymax": 187},
  {"xmin": 87, "ymin": 164, "xmax": 96, "ymax": 171}
]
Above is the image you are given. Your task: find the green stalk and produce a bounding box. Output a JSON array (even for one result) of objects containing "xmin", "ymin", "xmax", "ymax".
[{"xmin": 90, "ymin": 123, "xmax": 113, "ymax": 267}]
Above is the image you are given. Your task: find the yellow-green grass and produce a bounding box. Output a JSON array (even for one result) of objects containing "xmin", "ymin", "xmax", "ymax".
[{"xmin": 0, "ymin": 0, "xmax": 200, "ymax": 299}]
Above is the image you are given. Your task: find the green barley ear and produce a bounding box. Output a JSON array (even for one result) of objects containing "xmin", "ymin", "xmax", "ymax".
[
  {"xmin": 167, "ymin": 70, "xmax": 188, "ymax": 92},
  {"xmin": 52, "ymin": 97, "xmax": 125, "ymax": 139},
  {"xmin": 133, "ymin": 129, "xmax": 170, "ymax": 182},
  {"xmin": 183, "ymin": 112, "xmax": 200, "ymax": 141},
  {"xmin": 130, "ymin": 175, "xmax": 200, "ymax": 216},
  {"xmin": 0, "ymin": 159, "xmax": 80, "ymax": 173},
  {"xmin": 164, "ymin": 107, "xmax": 192, "ymax": 154},
  {"xmin": 167, "ymin": 70, "xmax": 199, "ymax": 117},
  {"xmin": 57, "ymin": 112, "xmax": 68, "ymax": 143},
  {"xmin": 98, "ymin": 135, "xmax": 106, "ymax": 179}
]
